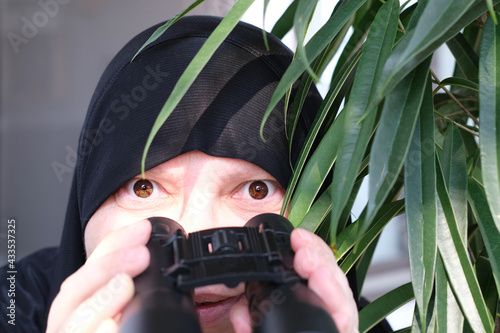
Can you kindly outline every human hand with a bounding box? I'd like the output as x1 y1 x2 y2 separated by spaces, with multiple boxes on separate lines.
231 228 359 333
46 220 152 333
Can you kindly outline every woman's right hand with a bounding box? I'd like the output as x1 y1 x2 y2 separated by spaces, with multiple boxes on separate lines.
46 220 152 333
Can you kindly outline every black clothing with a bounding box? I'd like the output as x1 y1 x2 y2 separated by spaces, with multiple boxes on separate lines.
0 16 323 332
1 248 57 332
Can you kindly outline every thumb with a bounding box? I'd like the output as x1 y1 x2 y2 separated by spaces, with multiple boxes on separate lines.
230 302 252 333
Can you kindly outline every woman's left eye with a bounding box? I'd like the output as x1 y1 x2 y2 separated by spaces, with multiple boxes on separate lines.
133 179 154 198
241 180 275 200
124 178 160 199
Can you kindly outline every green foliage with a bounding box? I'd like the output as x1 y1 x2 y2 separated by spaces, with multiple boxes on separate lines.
139 0 500 331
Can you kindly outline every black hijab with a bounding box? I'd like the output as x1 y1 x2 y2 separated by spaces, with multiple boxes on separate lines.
47 15 322 318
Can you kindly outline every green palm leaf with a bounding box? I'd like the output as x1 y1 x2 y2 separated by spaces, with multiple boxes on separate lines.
468 176 500 293
446 33 479 80
435 157 494 332
435 254 463 331
367 59 430 225
281 48 360 217
330 0 400 244
479 15 500 239
131 0 207 62
376 0 499 104
404 76 437 332
359 282 414 333
259 0 369 139
140 0 255 174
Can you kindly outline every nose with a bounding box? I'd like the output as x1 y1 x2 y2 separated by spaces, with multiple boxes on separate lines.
177 190 212 233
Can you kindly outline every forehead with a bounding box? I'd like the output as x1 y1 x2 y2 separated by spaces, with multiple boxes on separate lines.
142 151 278 184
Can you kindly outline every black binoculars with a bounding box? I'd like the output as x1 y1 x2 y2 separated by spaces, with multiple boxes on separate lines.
119 213 338 333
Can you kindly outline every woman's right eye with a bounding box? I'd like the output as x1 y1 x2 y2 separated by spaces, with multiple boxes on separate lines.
123 178 161 199
133 179 154 198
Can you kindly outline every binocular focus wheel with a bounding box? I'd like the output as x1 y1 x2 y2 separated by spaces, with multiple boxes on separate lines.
147 216 187 238
244 213 294 233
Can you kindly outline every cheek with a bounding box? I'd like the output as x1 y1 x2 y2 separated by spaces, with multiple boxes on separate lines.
83 199 137 257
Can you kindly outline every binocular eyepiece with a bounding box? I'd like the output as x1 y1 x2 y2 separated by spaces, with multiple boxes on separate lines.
119 213 338 333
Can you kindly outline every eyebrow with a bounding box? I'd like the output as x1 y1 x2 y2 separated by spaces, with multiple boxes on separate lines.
140 158 278 185
142 166 185 184
212 161 277 184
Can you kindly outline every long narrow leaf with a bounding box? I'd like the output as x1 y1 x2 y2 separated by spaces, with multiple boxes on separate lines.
446 33 479 81
412 295 437 333
359 282 414 333
338 200 404 272
297 169 366 234
287 107 347 223
475 255 500 318
437 149 467 331
332 0 381 80
330 0 400 244
468 176 500 293
479 15 500 236
432 77 479 94
435 253 464 332
131 0 207 62
377 0 500 105
435 157 494 332
285 21 352 162
261 0 271 50
281 49 361 216
141 0 255 174
485 0 498 24
260 0 369 138
270 0 299 39
440 124 468 242
404 75 436 332
295 183 333 233
294 0 320 81
367 59 430 223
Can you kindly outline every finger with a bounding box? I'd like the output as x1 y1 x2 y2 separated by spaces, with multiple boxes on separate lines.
308 266 358 333
230 302 252 333
87 219 152 261
47 245 149 331
291 228 337 278
291 228 358 333
292 228 354 305
61 273 134 333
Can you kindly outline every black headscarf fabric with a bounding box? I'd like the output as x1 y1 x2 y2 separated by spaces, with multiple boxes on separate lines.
47 15 322 323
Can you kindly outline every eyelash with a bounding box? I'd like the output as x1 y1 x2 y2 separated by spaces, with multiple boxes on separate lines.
238 180 277 200
121 178 279 202
124 178 162 200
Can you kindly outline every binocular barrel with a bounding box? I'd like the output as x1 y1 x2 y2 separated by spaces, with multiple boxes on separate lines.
119 214 338 333
119 217 203 332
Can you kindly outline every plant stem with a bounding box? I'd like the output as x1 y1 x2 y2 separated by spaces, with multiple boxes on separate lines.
430 70 480 126
434 110 479 136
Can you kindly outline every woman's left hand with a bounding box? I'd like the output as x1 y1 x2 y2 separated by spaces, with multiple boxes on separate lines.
231 228 359 333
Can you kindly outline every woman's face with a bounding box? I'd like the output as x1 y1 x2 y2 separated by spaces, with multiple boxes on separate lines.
84 150 285 332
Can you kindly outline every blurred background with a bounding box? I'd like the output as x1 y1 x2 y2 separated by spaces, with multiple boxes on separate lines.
0 0 427 328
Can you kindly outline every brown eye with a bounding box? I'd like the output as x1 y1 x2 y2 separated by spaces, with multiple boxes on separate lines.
133 179 154 198
248 181 268 199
